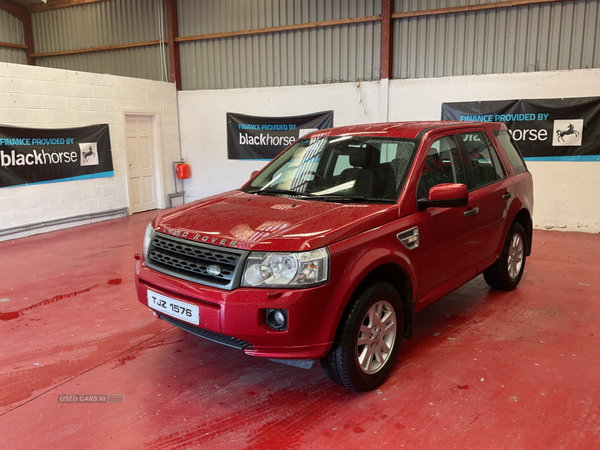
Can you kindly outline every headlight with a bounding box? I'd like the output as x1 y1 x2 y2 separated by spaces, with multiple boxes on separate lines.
142 223 154 260
242 248 329 288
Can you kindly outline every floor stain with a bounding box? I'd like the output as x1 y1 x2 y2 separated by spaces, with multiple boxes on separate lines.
0 279 123 321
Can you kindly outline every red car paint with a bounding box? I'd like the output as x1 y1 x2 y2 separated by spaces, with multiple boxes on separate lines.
135 121 533 365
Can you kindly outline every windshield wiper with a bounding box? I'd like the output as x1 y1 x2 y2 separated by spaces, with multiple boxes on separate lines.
247 188 314 197
312 195 395 203
248 189 393 203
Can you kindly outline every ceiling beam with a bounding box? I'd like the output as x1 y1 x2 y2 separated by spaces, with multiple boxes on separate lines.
27 0 109 13
176 16 382 43
30 39 166 58
0 0 27 21
0 41 27 50
391 0 566 19
0 0 36 65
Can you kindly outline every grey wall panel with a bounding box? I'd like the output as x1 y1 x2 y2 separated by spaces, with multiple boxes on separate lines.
0 47 27 65
392 0 600 79
31 0 169 81
178 0 381 35
5 0 597 87
32 0 167 52
179 0 381 90
0 9 24 43
36 46 168 82
0 9 27 65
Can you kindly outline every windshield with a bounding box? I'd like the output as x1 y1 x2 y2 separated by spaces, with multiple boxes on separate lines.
242 136 418 203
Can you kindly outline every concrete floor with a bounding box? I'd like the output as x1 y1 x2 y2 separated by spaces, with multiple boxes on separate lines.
0 211 599 450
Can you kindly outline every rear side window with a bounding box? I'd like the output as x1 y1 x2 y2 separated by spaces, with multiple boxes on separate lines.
460 131 504 188
493 130 527 175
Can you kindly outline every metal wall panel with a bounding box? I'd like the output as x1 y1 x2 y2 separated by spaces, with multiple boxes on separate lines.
178 0 382 90
5 0 598 87
0 10 27 65
392 0 600 79
32 0 170 82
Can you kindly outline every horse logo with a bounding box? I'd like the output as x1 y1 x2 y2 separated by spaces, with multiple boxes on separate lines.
552 120 583 147
82 145 96 162
79 142 99 166
556 123 580 142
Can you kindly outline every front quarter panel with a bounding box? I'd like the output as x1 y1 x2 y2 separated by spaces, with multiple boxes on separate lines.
326 214 421 313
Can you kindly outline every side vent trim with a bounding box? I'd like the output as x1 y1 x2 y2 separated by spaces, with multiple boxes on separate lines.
397 226 419 250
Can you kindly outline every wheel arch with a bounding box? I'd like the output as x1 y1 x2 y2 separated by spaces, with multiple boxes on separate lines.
340 262 415 340
513 208 533 256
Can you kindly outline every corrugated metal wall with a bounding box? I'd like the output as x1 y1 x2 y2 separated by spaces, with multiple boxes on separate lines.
32 0 170 82
2 0 599 87
393 0 600 79
0 10 27 65
178 0 382 90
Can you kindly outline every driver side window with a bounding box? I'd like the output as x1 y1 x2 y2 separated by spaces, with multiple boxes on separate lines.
419 136 466 198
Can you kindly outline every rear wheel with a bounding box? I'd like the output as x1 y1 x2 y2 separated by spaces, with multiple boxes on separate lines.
320 282 403 391
484 222 526 291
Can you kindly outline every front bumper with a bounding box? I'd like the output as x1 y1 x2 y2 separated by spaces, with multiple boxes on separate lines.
135 259 342 360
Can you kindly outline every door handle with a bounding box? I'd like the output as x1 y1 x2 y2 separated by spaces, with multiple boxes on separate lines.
502 192 513 201
463 207 479 218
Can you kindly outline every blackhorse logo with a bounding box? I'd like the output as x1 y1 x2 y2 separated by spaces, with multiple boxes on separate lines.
83 145 96 162
79 142 99 166
556 124 579 142
552 119 583 147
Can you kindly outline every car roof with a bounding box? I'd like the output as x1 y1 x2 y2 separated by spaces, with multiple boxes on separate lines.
308 121 504 139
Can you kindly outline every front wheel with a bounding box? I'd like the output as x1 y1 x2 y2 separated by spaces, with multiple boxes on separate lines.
484 222 526 291
320 282 403 391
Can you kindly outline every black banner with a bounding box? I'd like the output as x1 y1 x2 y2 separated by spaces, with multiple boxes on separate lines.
0 124 113 188
441 97 600 160
227 111 334 159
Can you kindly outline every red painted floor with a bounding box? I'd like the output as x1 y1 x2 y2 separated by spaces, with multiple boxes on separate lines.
0 211 599 450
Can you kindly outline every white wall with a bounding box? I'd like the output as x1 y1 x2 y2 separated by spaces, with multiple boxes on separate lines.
179 68 600 233
0 62 181 240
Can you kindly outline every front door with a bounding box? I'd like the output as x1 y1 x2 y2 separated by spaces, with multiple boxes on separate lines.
415 133 479 307
125 115 158 213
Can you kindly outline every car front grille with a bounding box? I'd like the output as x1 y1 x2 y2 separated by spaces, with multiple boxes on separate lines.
146 232 248 290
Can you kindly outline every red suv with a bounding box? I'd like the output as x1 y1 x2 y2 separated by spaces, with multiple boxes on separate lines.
135 121 533 391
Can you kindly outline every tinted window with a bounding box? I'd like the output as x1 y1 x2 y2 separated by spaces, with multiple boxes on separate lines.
493 130 527 175
460 131 504 188
419 135 466 198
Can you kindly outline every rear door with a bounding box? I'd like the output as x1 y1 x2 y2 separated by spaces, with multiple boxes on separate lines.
455 130 512 272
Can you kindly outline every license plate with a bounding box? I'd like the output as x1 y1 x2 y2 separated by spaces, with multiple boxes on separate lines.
147 290 200 325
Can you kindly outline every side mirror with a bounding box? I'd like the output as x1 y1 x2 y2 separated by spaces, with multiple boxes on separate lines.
250 170 260 180
418 183 468 210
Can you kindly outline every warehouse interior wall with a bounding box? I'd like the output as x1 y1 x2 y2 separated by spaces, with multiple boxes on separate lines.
177 80 382 200
0 62 181 240
178 67 600 233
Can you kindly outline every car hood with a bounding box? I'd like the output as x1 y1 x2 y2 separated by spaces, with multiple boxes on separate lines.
153 190 398 252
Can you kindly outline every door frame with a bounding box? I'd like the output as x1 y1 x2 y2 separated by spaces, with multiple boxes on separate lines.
121 109 166 213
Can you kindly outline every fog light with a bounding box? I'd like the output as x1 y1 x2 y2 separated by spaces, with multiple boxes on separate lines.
266 309 288 331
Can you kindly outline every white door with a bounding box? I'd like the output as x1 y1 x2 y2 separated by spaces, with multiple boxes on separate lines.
125 115 158 213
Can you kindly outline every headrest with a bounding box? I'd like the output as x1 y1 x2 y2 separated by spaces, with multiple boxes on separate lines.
349 145 373 168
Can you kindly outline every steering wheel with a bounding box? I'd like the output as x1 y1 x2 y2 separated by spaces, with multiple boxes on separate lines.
308 171 327 182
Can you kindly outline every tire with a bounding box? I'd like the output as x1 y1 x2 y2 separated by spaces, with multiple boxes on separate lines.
320 282 403 391
483 222 526 291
